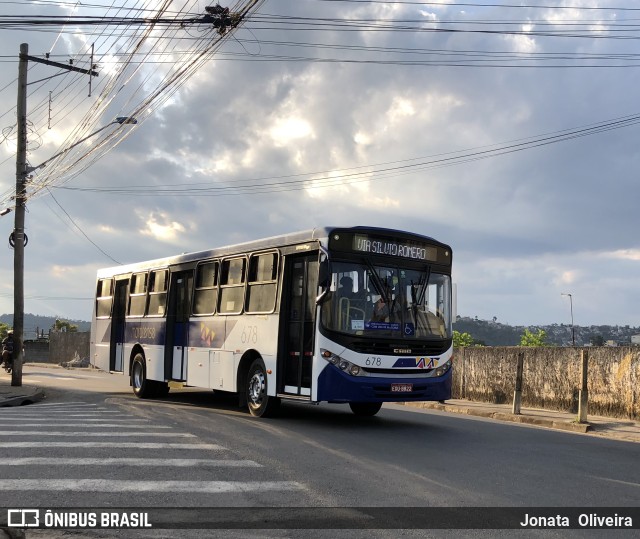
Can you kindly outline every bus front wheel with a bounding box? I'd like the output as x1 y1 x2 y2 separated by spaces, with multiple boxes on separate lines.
246 359 280 417
131 353 154 399
349 402 382 416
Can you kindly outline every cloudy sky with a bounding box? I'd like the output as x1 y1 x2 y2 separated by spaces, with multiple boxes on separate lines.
0 0 639 332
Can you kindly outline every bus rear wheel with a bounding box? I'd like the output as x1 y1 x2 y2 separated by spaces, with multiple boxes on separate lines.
349 402 382 416
131 353 154 399
246 359 280 417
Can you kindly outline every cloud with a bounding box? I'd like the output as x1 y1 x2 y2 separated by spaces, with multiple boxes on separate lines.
0 0 639 328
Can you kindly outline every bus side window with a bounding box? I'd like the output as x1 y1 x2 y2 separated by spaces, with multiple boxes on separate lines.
96 278 113 318
128 272 147 317
147 269 168 316
193 261 218 315
218 257 246 314
246 252 278 313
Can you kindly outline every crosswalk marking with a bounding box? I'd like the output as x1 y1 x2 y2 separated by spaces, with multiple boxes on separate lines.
0 419 151 423
0 412 125 416
0 479 304 493
0 423 167 428
0 442 224 449
0 399 307 502
0 431 194 437
1 458 262 467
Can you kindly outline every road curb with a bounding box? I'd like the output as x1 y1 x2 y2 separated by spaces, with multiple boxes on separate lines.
0 387 45 407
400 401 591 433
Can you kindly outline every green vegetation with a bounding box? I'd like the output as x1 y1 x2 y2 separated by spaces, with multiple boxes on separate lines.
519 328 549 347
52 319 78 333
0 321 11 341
453 316 639 346
453 330 475 347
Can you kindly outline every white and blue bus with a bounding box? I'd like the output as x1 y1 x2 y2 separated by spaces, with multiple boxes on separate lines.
90 226 453 417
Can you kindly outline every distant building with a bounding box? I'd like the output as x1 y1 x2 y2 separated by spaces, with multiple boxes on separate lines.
631 335 640 345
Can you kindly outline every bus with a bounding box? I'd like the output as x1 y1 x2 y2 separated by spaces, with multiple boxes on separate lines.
90 226 454 417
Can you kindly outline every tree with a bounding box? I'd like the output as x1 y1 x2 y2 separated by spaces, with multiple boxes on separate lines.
453 330 475 347
520 328 549 347
0 322 11 341
52 319 78 333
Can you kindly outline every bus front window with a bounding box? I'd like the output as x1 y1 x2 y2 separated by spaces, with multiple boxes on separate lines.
320 261 452 339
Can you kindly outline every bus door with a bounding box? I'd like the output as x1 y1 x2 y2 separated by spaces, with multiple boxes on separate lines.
110 279 128 372
165 270 193 381
279 253 318 397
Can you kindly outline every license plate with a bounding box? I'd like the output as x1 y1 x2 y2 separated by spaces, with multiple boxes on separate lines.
391 383 413 393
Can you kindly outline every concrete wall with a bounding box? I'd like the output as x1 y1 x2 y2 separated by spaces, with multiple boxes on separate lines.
24 332 90 365
50 331 90 364
24 340 50 363
453 347 640 420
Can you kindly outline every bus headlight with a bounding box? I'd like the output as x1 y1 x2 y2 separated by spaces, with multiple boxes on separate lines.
434 360 452 377
320 349 362 377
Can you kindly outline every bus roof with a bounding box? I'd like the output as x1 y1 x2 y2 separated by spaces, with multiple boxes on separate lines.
96 225 449 277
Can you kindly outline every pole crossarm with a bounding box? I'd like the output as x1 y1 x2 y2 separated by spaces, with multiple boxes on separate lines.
24 54 98 77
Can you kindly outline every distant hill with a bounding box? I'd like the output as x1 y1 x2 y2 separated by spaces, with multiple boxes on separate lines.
0 313 90 339
1 312 638 346
453 316 640 346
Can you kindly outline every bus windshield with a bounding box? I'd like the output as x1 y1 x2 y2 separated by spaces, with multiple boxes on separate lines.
321 260 452 340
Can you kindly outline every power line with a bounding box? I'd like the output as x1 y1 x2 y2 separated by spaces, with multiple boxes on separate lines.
45 187 121 264
52 110 640 198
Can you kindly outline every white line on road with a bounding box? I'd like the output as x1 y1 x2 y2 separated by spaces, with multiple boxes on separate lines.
0 418 149 423
0 442 224 449
0 458 262 467
0 423 166 428
0 431 195 437
26 402 98 407
0 479 304 493
0 413 128 417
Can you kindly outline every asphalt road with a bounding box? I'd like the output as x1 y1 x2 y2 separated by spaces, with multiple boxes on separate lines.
1 366 638 538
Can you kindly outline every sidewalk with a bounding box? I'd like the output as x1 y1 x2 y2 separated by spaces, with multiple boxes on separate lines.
2 368 640 443
398 400 640 443
0 371 45 407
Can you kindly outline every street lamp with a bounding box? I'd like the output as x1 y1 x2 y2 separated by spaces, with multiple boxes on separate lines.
6 114 137 386
561 293 575 346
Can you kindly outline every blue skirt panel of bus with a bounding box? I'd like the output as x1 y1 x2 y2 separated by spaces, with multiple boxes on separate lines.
316 364 452 403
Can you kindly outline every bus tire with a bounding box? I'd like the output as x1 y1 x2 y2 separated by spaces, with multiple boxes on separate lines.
246 358 280 417
131 353 154 399
349 402 382 416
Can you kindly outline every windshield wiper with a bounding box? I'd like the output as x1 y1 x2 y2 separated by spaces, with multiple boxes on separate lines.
363 258 392 304
417 265 431 305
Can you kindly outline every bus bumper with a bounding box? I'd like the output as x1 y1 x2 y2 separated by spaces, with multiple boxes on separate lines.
316 364 452 403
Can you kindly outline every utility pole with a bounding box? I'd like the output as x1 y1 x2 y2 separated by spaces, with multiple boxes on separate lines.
10 43 98 386
11 43 28 386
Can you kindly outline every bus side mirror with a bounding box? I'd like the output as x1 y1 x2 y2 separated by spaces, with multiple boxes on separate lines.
318 258 330 288
316 258 330 304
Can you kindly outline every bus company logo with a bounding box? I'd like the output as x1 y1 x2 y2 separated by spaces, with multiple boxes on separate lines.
392 357 438 369
393 348 412 354
295 244 311 251
8 509 40 527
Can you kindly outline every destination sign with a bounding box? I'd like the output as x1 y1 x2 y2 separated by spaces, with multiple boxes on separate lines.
353 234 436 261
328 230 451 265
